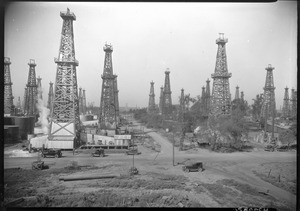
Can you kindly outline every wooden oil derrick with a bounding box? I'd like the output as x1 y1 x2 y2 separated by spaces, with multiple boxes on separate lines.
148 81 156 114
282 87 290 118
4 57 14 115
260 64 276 120
211 33 232 116
25 59 38 117
49 8 80 148
235 86 240 100
99 43 118 130
163 69 173 119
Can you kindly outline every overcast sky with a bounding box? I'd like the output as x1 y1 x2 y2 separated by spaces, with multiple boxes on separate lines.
4 1 297 109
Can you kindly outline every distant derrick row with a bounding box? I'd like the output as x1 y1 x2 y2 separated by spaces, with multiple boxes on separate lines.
211 33 232 116
98 43 119 130
260 64 276 120
4 57 14 115
49 8 80 142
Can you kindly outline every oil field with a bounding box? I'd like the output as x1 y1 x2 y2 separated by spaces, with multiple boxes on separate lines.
3 2 297 210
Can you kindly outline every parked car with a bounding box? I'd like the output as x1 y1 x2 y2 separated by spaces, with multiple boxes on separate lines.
276 145 289 152
91 148 105 157
182 161 203 173
41 148 62 158
125 148 141 155
75 145 104 154
264 144 276 152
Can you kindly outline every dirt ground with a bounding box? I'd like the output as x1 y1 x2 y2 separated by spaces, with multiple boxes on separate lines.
3 120 297 209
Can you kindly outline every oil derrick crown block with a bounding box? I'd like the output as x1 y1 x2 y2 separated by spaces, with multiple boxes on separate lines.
211 33 232 116
49 8 79 146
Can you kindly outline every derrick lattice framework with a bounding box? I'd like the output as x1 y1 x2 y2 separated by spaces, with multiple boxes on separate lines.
49 8 80 140
82 89 87 115
4 57 14 115
47 82 54 115
79 87 83 115
290 89 297 118
260 64 276 120
282 87 290 118
99 43 118 130
25 59 38 117
114 76 120 124
163 69 172 119
211 33 232 116
159 86 164 115
148 81 156 113
235 86 239 100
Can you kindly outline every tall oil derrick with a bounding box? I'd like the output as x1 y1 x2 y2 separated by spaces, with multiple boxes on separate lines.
159 86 164 115
163 69 172 119
99 43 118 130
290 88 297 118
235 86 239 100
148 81 156 113
78 87 83 114
4 57 14 115
205 78 211 115
113 75 120 124
282 87 290 118
260 64 276 120
49 8 80 147
211 33 232 116
47 82 54 115
241 91 244 102
25 59 38 117
82 89 87 114
37 76 43 100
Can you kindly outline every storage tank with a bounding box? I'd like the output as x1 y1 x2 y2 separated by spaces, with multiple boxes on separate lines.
4 125 20 143
14 116 35 140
